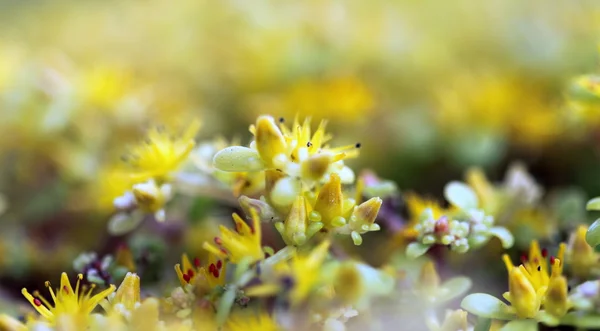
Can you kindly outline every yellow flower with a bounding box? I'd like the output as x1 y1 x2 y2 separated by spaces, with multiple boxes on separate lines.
203 209 264 264
253 76 375 123
21 272 116 324
274 174 381 246
94 168 134 210
309 173 382 245
213 115 359 185
225 310 280 331
465 167 498 214
433 70 562 147
332 261 394 307
174 252 226 291
123 119 201 183
80 65 134 111
501 241 567 318
246 240 331 306
0 314 26 331
403 192 448 238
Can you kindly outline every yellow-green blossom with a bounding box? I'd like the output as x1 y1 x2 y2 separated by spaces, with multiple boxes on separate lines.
246 240 331 306
22 273 116 324
501 241 568 318
213 115 359 188
123 120 201 183
225 310 280 331
203 209 265 264
174 252 226 293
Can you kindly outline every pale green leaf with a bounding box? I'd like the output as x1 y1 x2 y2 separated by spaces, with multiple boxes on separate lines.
108 211 144 235
561 312 600 328
437 276 472 304
489 226 514 249
406 242 432 259
474 317 492 331
586 219 600 248
535 311 559 326
444 181 478 210
460 293 515 320
587 197 600 211
500 320 538 331
213 146 265 172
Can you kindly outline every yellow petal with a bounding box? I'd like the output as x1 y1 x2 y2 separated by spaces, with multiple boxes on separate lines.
113 272 141 310
301 153 332 182
255 116 287 167
313 173 343 225
544 275 568 318
508 267 539 318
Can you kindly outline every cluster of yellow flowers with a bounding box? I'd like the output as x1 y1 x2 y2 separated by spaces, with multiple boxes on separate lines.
5 111 600 331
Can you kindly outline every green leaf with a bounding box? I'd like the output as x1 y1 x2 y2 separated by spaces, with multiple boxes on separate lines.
460 293 515 320
474 317 492 331
406 242 432 259
587 197 600 211
561 312 600 328
586 219 600 247
500 320 538 331
535 311 559 326
216 286 237 326
444 181 478 210
437 276 472 304
489 227 514 249
108 212 145 235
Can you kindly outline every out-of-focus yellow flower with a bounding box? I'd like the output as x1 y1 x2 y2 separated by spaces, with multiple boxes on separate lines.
203 209 264 264
0 314 26 331
252 76 375 123
434 71 562 147
566 225 600 280
501 241 567 318
93 168 134 210
79 65 134 111
403 193 448 240
566 75 600 127
225 310 280 331
128 298 162 331
174 252 226 291
123 119 201 183
465 168 498 214
21 273 116 324
246 240 331 306
333 261 394 308
427 309 470 331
